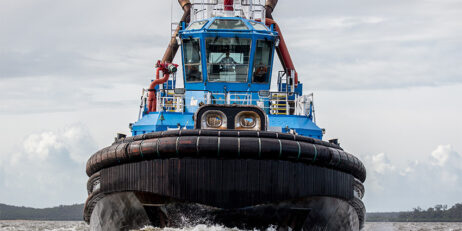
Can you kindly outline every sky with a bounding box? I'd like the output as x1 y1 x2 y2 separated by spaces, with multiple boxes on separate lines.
0 0 461 212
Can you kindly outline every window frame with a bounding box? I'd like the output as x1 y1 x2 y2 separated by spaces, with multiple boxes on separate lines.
205 37 253 83
182 38 204 83
249 21 269 31
208 19 250 30
251 39 274 83
186 20 208 30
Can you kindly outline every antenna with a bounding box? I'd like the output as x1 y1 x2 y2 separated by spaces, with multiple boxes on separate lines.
170 0 174 64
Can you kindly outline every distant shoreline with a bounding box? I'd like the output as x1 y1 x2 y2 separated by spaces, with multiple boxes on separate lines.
0 203 84 221
366 203 462 222
1 202 461 222
366 220 462 223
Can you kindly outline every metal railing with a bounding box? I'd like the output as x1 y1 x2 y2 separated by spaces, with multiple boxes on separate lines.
190 0 266 21
157 90 184 113
270 92 290 115
141 90 314 118
227 92 252 105
206 92 227 104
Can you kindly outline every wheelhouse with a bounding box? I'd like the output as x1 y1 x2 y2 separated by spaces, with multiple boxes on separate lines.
131 14 322 140
180 17 277 92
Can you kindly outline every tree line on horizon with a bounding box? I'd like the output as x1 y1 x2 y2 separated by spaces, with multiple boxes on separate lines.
1 202 461 222
367 203 462 222
0 203 83 221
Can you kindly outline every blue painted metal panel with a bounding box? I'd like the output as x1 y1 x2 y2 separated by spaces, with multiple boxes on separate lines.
267 115 323 139
184 90 207 113
132 17 323 141
295 83 303 96
132 112 195 136
180 17 277 93
133 112 322 139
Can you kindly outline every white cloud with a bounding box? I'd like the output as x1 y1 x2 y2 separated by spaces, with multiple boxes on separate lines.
23 132 61 161
0 124 97 208
430 144 460 167
61 125 99 164
370 153 395 174
0 0 461 212
360 153 396 193
362 145 462 212
276 0 462 90
1 0 461 115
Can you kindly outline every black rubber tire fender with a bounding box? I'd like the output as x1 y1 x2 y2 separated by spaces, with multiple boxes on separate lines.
86 131 366 182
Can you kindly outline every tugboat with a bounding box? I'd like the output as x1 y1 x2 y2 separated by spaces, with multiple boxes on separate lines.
84 0 366 230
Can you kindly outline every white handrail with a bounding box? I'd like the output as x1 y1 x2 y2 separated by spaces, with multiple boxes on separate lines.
190 0 266 21
147 90 313 117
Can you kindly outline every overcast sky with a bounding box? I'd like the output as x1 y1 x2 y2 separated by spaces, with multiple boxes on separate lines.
0 0 461 212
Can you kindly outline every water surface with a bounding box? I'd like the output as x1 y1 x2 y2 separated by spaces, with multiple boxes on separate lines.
1 221 462 231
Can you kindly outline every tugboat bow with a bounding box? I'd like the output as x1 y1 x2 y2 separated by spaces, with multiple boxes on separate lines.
84 1 366 230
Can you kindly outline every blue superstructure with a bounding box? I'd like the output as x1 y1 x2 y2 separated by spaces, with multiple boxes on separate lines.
84 2 367 230
131 16 323 139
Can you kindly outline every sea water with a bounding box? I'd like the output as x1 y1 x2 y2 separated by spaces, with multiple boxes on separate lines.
0 221 462 231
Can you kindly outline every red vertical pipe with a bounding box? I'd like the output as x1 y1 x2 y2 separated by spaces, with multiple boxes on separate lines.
147 67 170 112
265 0 278 19
265 18 298 87
224 0 234 11
162 0 191 63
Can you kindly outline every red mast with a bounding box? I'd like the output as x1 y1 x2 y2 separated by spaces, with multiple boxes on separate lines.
224 0 234 11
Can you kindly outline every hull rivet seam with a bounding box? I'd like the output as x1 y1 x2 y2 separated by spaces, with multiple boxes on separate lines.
156 138 160 157
258 138 262 158
238 137 241 157
296 141 301 160
196 136 200 155
312 144 317 162
336 150 341 167
140 140 144 158
217 137 221 157
278 139 282 157
175 137 180 155
115 143 122 163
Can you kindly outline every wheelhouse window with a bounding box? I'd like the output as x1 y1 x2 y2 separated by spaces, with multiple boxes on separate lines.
187 20 207 30
249 21 269 31
209 19 249 30
183 38 202 82
205 37 251 82
252 40 273 83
